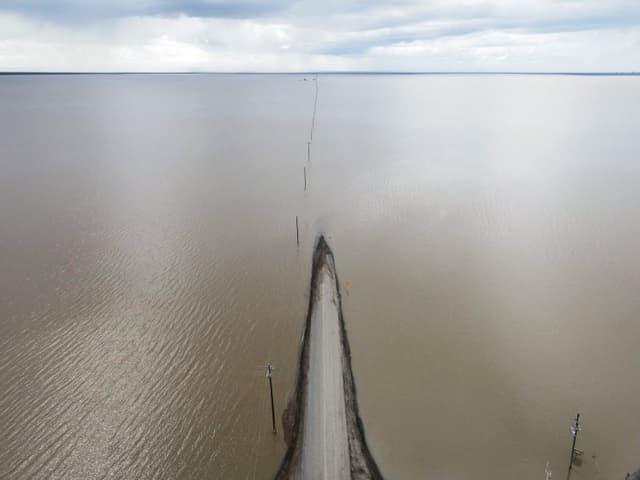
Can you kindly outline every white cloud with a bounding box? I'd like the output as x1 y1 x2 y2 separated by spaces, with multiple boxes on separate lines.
0 1 639 71
366 28 640 72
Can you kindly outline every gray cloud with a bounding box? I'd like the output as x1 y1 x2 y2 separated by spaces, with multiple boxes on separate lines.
3 0 640 31
0 0 639 71
0 0 291 21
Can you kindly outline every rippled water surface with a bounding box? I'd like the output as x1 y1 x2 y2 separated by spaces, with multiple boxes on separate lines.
1 74 639 479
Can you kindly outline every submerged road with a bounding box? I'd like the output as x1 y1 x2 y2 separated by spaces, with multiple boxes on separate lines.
275 237 383 480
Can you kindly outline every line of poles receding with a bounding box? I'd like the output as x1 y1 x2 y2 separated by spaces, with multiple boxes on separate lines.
266 75 318 439
296 74 318 250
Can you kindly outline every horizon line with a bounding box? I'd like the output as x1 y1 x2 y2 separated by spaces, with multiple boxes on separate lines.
0 71 639 76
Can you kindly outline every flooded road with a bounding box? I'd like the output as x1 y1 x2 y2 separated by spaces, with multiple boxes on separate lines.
1 74 639 479
275 237 382 480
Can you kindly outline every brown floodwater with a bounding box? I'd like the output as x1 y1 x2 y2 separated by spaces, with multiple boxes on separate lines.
1 74 639 480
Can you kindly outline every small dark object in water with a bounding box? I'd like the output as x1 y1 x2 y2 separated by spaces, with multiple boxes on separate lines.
626 468 640 480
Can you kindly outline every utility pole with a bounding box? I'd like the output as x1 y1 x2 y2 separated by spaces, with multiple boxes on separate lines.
566 413 581 480
266 363 277 434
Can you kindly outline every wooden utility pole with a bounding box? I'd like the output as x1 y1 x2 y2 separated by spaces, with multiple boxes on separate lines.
266 363 276 434
295 216 299 247
566 413 581 480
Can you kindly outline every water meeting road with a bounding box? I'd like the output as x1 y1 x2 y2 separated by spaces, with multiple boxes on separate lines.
295 255 351 479
275 237 383 480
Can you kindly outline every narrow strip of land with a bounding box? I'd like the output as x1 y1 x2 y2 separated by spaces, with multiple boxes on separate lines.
295 256 350 479
275 237 383 480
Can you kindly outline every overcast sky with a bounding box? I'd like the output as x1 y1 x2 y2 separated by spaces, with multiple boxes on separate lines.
1 0 639 72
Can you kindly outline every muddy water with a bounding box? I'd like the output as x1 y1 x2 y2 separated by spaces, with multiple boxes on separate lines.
1 74 639 479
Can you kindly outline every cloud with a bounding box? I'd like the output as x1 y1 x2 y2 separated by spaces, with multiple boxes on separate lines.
0 0 291 21
0 0 639 71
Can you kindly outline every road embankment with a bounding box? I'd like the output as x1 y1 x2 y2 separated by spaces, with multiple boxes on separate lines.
274 236 383 480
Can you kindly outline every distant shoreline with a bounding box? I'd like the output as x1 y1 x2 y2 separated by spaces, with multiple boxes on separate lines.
0 71 639 76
